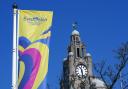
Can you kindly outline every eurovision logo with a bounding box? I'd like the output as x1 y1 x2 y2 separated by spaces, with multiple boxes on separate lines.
24 16 47 25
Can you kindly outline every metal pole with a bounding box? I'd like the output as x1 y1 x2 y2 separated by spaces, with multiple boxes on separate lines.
12 3 18 89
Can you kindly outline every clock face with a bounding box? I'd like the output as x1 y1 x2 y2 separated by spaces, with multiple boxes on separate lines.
75 64 88 78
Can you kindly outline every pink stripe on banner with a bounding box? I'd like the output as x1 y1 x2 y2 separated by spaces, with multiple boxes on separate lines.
23 48 41 89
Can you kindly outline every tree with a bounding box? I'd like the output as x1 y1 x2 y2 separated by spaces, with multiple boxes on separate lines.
94 42 128 89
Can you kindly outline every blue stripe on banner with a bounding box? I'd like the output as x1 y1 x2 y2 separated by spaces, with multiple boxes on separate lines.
19 37 49 49
19 37 31 48
18 55 33 89
42 29 51 35
33 38 49 45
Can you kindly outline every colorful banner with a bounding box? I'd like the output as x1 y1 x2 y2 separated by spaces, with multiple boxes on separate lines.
18 10 53 89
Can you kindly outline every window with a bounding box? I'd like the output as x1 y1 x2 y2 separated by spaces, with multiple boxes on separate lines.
77 48 80 57
76 36 79 41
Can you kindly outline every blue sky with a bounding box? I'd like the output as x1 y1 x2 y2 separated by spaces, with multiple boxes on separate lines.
0 0 128 89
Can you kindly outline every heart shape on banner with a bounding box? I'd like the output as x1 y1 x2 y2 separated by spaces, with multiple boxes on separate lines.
18 36 49 89
18 48 41 89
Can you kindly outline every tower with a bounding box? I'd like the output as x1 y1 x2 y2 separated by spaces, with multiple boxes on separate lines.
60 23 93 89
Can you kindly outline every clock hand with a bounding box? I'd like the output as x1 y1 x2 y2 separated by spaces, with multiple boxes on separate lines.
80 67 83 76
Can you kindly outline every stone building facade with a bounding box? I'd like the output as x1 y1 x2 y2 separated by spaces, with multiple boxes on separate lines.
60 23 106 89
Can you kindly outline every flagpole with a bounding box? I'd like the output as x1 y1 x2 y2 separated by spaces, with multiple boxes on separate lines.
12 3 18 89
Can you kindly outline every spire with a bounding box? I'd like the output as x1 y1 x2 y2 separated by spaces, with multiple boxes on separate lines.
72 22 78 30
72 22 80 35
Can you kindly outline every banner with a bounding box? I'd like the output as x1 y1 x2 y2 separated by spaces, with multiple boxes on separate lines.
18 10 53 89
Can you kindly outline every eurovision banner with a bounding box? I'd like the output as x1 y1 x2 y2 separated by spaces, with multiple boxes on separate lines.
18 10 53 89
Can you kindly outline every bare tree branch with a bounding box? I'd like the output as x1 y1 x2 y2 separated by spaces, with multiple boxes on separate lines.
94 42 128 89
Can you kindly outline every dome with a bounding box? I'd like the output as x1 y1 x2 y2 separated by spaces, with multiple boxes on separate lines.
63 58 67 61
86 53 91 57
72 30 79 35
69 52 74 56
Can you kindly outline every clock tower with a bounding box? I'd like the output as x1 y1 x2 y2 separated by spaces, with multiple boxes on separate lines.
60 23 93 89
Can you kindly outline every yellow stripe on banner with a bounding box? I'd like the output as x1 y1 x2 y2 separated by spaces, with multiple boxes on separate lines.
31 31 51 42
18 61 25 86
26 42 49 89
38 31 51 40
18 45 25 52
